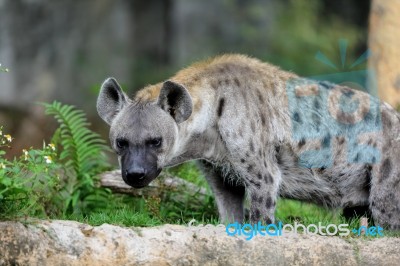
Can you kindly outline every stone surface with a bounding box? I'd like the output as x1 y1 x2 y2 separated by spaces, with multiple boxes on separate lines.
0 220 399 265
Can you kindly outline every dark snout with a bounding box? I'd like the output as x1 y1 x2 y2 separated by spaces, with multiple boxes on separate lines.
123 166 162 188
121 148 162 188
125 165 146 181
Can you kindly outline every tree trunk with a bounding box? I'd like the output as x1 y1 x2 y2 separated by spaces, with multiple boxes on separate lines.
369 0 400 108
99 170 208 203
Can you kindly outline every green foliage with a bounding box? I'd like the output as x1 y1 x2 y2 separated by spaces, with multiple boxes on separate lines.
265 0 365 76
276 198 342 226
0 127 61 218
167 161 208 189
0 101 114 220
160 186 217 224
161 162 217 223
43 101 112 214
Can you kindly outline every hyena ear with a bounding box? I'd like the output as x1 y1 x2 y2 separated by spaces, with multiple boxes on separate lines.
97 78 128 125
157 81 193 123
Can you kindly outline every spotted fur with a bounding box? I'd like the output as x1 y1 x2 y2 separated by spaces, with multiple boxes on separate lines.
98 54 400 229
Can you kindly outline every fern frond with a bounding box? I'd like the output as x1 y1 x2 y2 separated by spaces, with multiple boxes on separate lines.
43 101 111 177
43 101 112 214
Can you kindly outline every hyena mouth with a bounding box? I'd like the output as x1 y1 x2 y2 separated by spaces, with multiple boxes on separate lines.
122 168 162 189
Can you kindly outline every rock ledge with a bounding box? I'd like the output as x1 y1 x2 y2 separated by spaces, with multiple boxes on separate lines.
0 220 399 265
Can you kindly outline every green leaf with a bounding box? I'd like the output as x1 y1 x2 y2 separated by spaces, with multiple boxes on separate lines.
43 101 112 215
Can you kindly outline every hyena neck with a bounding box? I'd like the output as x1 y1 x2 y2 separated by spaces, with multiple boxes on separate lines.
167 97 227 166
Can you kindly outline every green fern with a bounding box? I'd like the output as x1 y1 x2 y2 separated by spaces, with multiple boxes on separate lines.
43 101 112 214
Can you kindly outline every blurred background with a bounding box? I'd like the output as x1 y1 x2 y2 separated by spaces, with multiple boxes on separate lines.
0 0 372 158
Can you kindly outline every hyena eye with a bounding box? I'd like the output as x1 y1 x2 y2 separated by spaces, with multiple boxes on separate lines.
116 138 129 149
147 138 162 148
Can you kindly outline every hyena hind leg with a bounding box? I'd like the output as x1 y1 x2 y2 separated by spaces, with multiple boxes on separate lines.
370 159 400 231
198 161 245 223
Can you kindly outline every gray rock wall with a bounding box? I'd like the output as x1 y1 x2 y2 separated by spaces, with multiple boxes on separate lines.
0 220 399 265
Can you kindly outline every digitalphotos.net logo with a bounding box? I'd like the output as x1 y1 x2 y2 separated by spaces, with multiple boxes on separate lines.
225 221 384 241
286 39 382 168
187 220 384 241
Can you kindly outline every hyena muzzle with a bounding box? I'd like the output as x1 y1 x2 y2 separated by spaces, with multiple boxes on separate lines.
97 54 400 230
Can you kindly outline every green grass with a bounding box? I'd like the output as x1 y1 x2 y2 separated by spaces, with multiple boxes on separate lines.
64 207 162 227
58 192 219 228
47 162 400 238
55 162 219 227
276 199 342 225
166 161 209 189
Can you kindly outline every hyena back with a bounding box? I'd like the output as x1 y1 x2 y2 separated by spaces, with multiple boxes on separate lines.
97 54 400 229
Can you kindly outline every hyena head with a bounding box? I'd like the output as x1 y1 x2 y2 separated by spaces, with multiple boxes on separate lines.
97 78 192 188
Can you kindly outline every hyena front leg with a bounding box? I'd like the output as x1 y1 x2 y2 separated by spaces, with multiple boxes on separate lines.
238 157 281 225
198 161 246 223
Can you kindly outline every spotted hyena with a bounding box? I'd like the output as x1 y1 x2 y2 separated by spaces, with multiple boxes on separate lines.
97 54 400 229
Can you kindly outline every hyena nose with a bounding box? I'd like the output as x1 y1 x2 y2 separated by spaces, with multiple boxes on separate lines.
125 168 146 180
